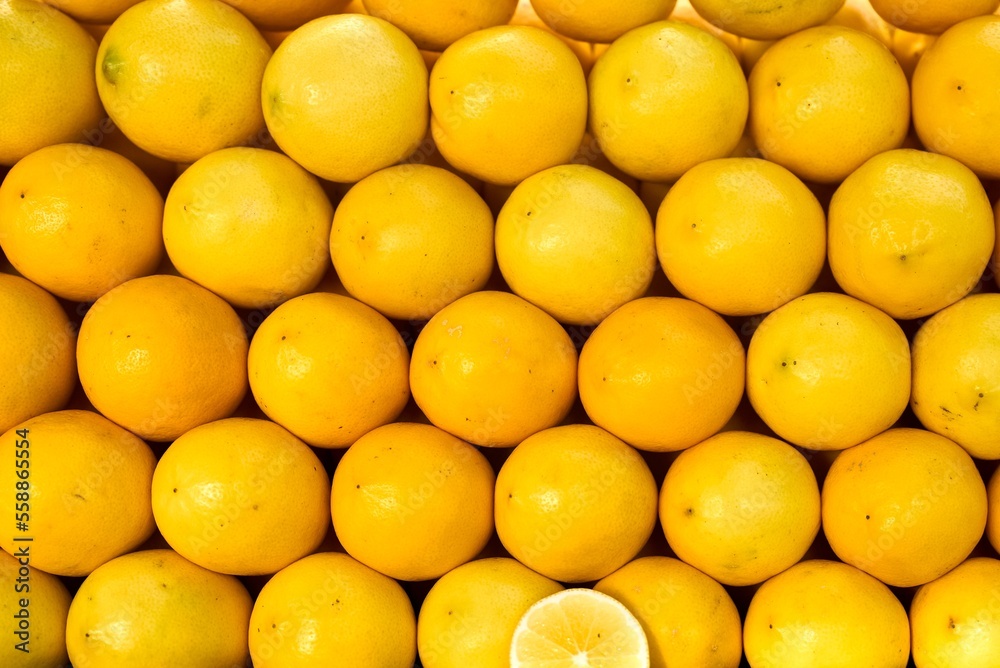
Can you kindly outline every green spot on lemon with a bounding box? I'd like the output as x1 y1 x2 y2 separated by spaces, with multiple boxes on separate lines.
101 48 124 85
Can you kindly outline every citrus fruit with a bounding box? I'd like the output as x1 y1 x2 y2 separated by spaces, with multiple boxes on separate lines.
66 549 252 667
655 157 825 316
330 164 494 321
822 428 987 588
589 20 747 182
913 16 1000 178
247 292 410 448
43 0 142 24
828 149 994 320
0 143 164 302
510 588 650 668
689 0 845 39
508 0 596 74
409 291 577 447
249 552 416 667
96 0 272 162
152 417 330 576
528 0 676 43
495 164 656 325
163 146 333 309
578 297 745 452
220 0 351 30
594 556 742 668
911 557 1000 668
0 545 71 667
263 14 427 182
911 294 1000 459
429 25 587 185
417 557 563 668
659 431 820 586
363 0 517 50
76 274 249 441
0 410 155 577
331 422 494 581
749 25 909 183
0 0 103 166
743 559 910 668
495 424 658 583
0 273 77 435
746 292 910 450
871 0 1000 33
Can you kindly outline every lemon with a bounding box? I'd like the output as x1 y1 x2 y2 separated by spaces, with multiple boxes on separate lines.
871 0 1000 33
220 0 351 30
363 0 518 50
689 0 845 39
0 547 71 667
528 0 677 43
44 0 142 24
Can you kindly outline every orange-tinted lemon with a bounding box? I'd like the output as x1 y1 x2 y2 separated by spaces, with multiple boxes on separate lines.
871 0 1000 33
690 0 845 39
220 0 351 30
528 0 676 43
363 0 518 50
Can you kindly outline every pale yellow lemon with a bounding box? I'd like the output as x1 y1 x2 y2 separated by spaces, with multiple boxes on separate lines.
248 292 410 448
871 0 1000 33
330 164 494 321
0 549 71 667
528 0 676 43
750 26 909 183
220 0 351 30
417 558 563 668
96 0 272 162
429 25 587 185
743 560 910 668
0 274 77 434
0 0 103 165
67 549 251 666
589 21 747 182
164 147 333 309
495 164 655 325
822 428 987 588
656 157 825 316
263 14 427 182
595 556 743 668
409 291 577 447
689 0 845 39
911 294 1000 459
578 297 745 451
363 0 517 50
249 552 416 667
746 292 910 450
495 424 657 583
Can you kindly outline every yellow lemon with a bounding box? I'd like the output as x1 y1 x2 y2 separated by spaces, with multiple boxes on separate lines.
892 28 936 80
417 558 563 668
163 147 333 309
363 0 517 50
220 0 351 30
746 292 910 450
743 559 910 668
510 588 650 668
912 16 1000 178
152 417 330 576
0 549 71 667
248 292 409 447
509 0 598 74
750 26 909 183
911 557 1000 668
409 290 577 447
595 556 743 668
96 0 272 163
66 549 252 667
0 410 155 577
911 294 1000 459
578 297 745 452
822 428 987 588
0 143 163 302
76 274 249 441
249 552 416 667
589 21 747 182
528 0 676 43
495 424 657 583
829 149 994 320
263 14 427 182
659 431 820 586
0 274 77 434
331 422 494 581
0 0 103 166
44 0 141 24
871 0 1000 33
429 25 587 185
655 157 825 316
330 164 494 321
495 164 655 325
689 0 845 39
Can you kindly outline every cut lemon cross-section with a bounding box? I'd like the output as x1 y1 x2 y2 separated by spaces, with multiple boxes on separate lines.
510 588 650 668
